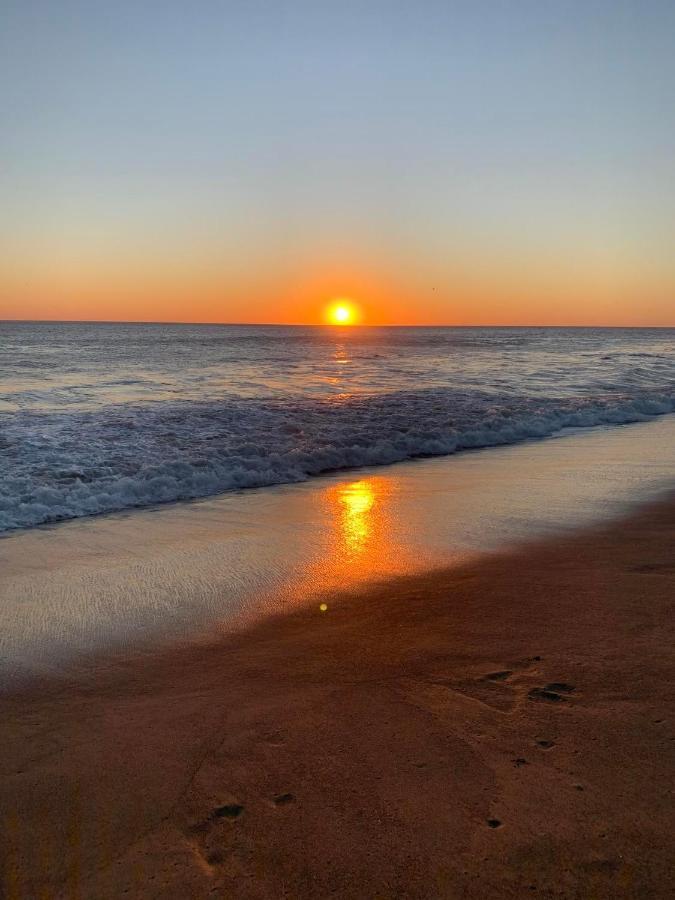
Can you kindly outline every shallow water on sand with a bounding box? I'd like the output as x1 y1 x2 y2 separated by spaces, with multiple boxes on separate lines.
1 414 674 681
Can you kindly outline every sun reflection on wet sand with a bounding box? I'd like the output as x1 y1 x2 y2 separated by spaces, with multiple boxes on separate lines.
337 480 376 553
3 416 675 674
317 475 411 588
267 474 414 617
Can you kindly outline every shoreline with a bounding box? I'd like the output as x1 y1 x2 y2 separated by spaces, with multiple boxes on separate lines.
2 414 675 683
0 411 671 544
1 495 674 897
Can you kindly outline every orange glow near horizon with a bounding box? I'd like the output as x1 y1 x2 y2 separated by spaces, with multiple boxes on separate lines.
2 255 674 326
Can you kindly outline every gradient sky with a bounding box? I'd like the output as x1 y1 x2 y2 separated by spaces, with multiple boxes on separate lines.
1 0 674 325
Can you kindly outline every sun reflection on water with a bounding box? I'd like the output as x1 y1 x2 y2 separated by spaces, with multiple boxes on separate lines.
333 345 351 365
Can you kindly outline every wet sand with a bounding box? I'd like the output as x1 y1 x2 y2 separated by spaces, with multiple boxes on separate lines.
1 496 674 898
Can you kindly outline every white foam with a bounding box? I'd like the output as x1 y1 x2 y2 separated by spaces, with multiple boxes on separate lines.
1 388 673 532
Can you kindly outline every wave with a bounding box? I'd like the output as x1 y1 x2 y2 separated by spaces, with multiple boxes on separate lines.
1 387 673 533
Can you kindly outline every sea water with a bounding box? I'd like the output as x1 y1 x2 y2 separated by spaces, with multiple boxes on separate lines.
1 321 674 533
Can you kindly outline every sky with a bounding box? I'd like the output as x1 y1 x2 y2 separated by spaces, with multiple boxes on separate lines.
1 0 674 326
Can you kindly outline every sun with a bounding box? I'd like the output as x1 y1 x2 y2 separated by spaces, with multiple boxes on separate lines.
326 300 360 325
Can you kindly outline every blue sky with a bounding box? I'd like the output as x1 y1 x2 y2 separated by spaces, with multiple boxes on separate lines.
1 1 674 323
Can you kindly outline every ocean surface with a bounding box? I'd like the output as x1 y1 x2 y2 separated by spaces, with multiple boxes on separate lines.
1 321 674 533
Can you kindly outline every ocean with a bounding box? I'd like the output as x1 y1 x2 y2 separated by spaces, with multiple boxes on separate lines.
1 321 674 533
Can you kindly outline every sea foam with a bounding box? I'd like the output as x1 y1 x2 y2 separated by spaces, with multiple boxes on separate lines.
1 387 673 532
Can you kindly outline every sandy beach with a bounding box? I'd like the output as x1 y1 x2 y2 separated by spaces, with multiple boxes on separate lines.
1 493 673 899
4 0 675 894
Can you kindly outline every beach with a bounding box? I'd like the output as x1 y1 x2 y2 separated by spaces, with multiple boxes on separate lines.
1 323 674 898
1 490 674 898
4 1 675 893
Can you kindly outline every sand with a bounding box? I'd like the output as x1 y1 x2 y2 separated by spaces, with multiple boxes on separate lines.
1 497 674 899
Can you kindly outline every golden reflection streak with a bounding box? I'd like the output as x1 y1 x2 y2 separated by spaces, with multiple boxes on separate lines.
266 473 416 617
333 344 350 365
337 479 376 554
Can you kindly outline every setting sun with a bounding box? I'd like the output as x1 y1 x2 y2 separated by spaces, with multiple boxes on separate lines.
326 300 360 326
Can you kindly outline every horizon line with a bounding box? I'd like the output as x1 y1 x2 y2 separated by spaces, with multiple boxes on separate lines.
1 318 674 330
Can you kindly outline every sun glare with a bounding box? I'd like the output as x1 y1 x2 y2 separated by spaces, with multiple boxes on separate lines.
326 300 360 326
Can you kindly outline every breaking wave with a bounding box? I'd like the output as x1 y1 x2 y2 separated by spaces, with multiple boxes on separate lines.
1 387 673 532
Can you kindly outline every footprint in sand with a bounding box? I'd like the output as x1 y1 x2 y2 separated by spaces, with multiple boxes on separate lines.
430 657 549 713
484 670 512 682
545 682 575 693
187 801 245 835
529 688 565 702
411 656 547 716
184 801 246 876
213 803 244 820
528 683 575 703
